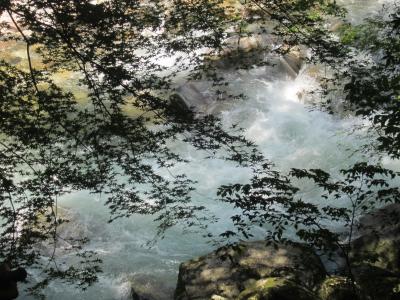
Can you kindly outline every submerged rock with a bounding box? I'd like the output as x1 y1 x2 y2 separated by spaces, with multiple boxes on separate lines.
34 206 89 257
129 274 174 300
174 241 325 299
131 289 149 300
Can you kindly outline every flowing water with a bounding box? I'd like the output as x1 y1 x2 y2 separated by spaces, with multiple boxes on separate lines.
18 1 397 299
337 0 396 24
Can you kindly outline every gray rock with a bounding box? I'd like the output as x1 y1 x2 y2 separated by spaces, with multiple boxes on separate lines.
171 81 231 115
280 50 305 78
351 204 400 274
174 83 212 113
129 274 174 300
357 203 400 237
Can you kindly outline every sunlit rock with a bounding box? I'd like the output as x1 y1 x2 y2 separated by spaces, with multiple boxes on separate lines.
281 49 305 79
174 241 325 299
210 295 228 300
318 276 360 300
238 277 318 300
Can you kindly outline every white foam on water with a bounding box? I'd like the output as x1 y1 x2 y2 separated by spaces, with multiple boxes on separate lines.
337 0 397 24
20 69 366 300
18 1 398 299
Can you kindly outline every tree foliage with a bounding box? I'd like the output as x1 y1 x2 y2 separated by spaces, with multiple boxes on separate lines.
0 0 399 297
218 0 400 285
0 0 262 295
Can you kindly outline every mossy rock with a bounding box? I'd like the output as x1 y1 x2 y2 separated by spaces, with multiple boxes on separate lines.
318 276 361 300
352 233 400 272
175 241 326 299
210 295 228 300
351 204 400 275
238 277 318 300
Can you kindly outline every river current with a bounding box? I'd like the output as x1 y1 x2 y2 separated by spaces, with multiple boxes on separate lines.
18 1 397 299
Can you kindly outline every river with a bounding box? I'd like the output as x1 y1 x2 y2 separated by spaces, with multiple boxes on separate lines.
18 1 396 299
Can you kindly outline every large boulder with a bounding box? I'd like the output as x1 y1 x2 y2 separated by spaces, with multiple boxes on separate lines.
209 44 305 79
351 264 400 300
318 276 361 300
174 241 325 299
238 277 318 300
171 83 213 114
170 81 234 115
347 204 400 300
351 204 400 274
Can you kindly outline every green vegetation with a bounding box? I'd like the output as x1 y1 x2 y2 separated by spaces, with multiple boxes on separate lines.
0 0 399 298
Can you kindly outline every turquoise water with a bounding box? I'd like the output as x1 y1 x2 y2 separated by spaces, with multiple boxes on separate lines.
18 1 397 299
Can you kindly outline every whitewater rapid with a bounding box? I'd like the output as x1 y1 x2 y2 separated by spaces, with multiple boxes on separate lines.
19 1 397 299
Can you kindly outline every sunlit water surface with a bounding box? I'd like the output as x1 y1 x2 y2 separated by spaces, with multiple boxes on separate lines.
19 1 398 299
